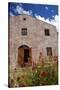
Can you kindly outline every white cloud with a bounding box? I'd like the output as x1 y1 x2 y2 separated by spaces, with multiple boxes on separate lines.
35 14 58 31
10 12 14 16
16 5 32 15
50 15 59 30
45 6 48 10
16 6 23 14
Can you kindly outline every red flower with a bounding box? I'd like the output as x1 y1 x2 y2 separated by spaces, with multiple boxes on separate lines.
21 75 24 79
40 71 48 77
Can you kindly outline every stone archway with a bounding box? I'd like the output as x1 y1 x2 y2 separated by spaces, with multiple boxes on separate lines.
18 45 32 67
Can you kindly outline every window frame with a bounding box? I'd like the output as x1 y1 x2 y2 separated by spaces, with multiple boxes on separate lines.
46 47 52 56
45 29 50 36
21 28 27 35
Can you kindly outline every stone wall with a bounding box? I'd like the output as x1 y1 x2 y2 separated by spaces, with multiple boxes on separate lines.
9 14 58 69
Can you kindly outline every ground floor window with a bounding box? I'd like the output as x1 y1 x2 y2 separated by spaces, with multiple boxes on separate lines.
46 47 52 56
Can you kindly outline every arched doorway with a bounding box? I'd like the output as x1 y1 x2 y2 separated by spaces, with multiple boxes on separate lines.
18 45 32 67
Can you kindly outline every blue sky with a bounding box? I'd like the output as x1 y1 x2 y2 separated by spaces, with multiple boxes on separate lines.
8 3 58 30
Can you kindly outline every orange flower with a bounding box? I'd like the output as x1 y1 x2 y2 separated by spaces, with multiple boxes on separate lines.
21 75 24 79
32 66 36 70
40 71 48 77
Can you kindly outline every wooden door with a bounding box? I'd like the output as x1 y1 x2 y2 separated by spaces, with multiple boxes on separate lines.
28 48 32 66
18 48 24 66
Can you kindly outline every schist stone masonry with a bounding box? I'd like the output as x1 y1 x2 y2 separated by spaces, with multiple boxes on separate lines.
9 14 58 70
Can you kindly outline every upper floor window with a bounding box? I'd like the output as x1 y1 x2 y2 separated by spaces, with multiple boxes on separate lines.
45 29 50 36
21 28 27 35
46 47 52 56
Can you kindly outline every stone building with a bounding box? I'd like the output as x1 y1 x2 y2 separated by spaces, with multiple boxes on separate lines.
9 14 58 69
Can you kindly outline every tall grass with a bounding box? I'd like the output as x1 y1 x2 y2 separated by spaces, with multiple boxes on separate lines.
8 56 58 87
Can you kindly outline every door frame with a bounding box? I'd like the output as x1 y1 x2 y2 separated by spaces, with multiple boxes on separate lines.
18 45 32 67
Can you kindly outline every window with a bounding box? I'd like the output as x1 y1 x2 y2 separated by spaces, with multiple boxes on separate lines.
21 28 27 35
45 29 50 36
23 18 26 21
46 47 52 56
